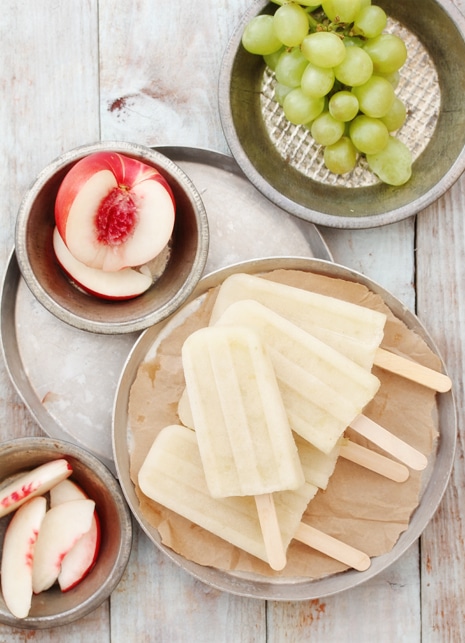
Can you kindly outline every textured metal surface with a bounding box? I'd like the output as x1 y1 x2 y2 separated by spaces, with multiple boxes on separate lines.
219 0 465 227
113 257 456 601
0 437 133 629
261 19 439 188
1 147 331 470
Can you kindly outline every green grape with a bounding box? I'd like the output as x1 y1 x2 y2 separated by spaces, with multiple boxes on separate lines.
352 75 395 118
353 5 387 39
349 115 389 154
324 136 357 174
274 82 293 106
273 3 309 47
359 0 372 8
366 135 412 185
328 91 359 122
301 63 335 98
264 46 285 71
275 47 309 88
271 0 320 6
283 88 325 124
380 96 407 131
321 0 361 23
363 34 408 74
301 31 346 68
333 45 373 86
378 70 400 88
242 15 282 56
311 111 345 145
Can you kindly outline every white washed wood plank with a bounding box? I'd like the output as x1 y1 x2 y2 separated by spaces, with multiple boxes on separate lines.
416 177 465 642
99 0 250 153
110 529 266 643
268 544 421 643
0 1 107 640
98 2 267 640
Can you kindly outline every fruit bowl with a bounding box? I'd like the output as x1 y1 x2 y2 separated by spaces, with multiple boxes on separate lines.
218 0 465 228
0 437 133 629
15 141 209 334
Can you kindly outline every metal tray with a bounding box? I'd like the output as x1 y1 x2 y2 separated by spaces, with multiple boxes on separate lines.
113 257 456 601
0 147 331 473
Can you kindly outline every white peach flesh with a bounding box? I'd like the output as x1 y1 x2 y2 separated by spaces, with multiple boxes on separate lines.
53 227 152 300
31 498 96 594
1 496 47 618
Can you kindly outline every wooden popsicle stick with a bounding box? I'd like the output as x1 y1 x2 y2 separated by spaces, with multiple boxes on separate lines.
374 347 452 393
295 522 371 572
340 440 410 483
350 415 428 471
254 493 287 571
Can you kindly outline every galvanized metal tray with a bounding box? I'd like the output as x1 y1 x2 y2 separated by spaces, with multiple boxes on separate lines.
0 146 331 474
113 256 456 601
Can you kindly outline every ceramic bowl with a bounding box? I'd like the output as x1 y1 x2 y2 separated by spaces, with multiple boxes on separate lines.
15 141 209 334
219 0 465 228
0 436 133 629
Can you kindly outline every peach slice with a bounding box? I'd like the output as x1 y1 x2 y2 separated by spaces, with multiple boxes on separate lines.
1 497 47 618
0 459 72 518
31 498 96 594
55 151 176 272
53 227 153 300
49 479 101 592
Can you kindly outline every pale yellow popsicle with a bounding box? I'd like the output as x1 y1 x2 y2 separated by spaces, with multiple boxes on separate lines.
181 325 304 498
210 273 387 369
138 424 370 571
209 273 452 393
214 300 380 454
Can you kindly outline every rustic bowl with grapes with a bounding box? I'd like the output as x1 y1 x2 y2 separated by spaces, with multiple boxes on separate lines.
15 141 209 334
0 436 133 629
219 0 465 228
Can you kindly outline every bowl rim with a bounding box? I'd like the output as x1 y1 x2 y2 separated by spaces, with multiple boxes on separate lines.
0 436 133 629
218 0 465 229
14 141 210 335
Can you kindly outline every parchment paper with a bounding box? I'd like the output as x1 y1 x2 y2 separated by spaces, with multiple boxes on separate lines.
127 269 440 579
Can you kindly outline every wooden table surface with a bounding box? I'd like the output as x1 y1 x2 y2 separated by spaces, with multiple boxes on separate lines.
1 1 464 641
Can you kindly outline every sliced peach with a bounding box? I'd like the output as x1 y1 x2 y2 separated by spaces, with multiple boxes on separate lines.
55 151 175 272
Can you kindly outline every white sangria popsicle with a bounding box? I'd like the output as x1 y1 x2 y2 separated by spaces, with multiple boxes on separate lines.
181 325 304 570
214 299 380 455
138 424 370 572
209 272 451 393
210 272 387 369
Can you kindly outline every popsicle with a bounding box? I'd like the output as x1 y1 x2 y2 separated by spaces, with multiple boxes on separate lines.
214 299 428 470
210 273 451 392
138 424 371 571
181 324 305 570
214 299 380 455
179 391 409 483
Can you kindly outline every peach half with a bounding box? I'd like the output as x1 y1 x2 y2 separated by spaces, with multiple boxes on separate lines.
55 151 176 273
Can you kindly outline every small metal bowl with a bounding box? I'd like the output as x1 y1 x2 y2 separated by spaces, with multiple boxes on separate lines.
219 0 465 228
15 141 209 334
0 436 133 629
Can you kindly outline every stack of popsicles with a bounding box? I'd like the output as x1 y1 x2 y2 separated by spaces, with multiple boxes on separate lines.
138 272 451 573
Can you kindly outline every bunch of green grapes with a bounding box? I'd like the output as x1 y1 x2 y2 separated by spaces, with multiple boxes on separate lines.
242 0 412 186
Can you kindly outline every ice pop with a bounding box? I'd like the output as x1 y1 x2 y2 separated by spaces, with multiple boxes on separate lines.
210 272 387 369
179 391 409 483
210 273 451 392
138 424 370 571
182 324 305 570
214 299 380 454
181 325 304 497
